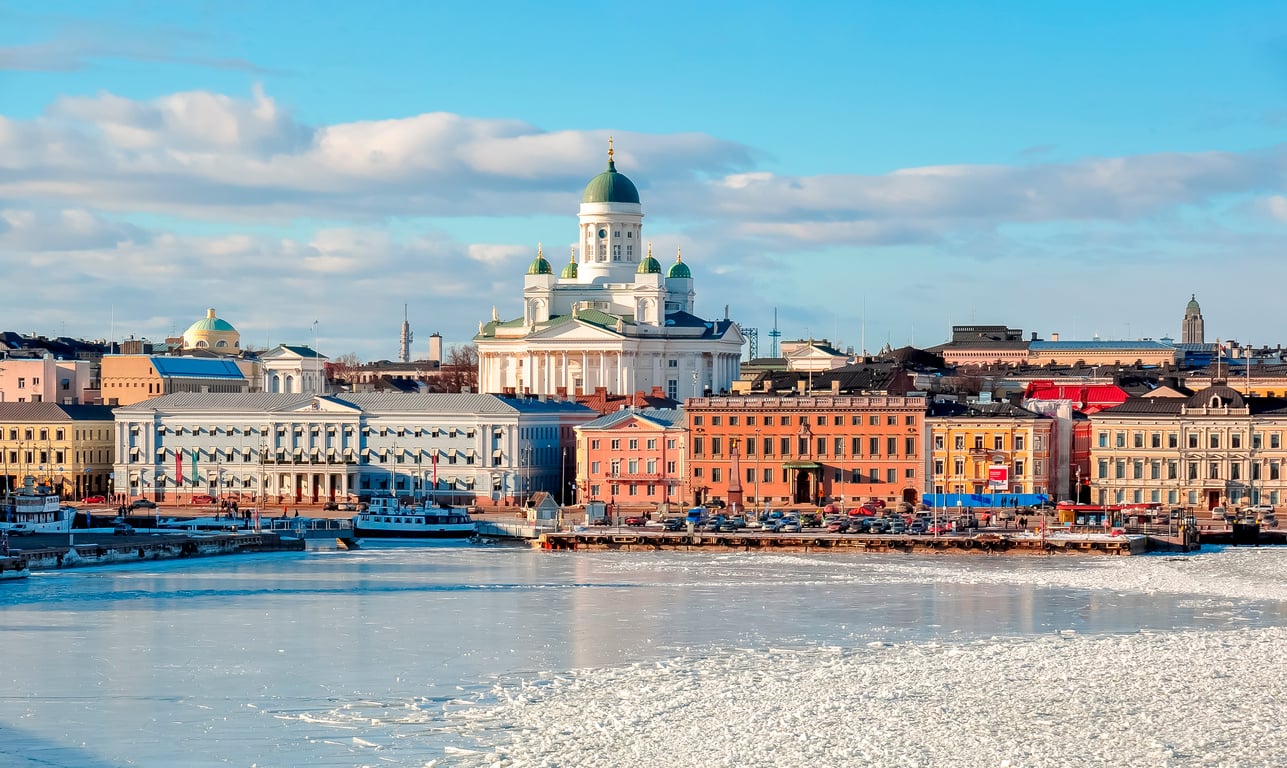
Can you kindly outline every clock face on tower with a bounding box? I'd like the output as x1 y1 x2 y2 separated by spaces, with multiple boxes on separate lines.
598 229 607 239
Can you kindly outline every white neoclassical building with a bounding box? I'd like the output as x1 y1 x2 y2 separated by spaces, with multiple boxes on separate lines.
112 392 595 506
475 142 744 401
260 345 329 395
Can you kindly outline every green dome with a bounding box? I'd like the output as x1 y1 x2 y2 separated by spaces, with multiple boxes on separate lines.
637 255 661 274
189 317 236 332
1185 294 1200 313
581 156 640 205
560 259 578 279
667 250 691 279
527 245 552 275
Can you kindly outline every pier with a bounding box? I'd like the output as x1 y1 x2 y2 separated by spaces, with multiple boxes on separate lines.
537 529 1148 555
5 530 304 571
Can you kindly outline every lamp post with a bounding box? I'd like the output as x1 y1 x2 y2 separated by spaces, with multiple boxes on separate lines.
754 428 761 520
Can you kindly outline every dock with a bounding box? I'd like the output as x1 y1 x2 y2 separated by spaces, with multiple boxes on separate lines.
536 530 1148 555
6 530 304 571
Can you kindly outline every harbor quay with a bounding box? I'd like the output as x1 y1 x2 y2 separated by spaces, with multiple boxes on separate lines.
2 528 303 574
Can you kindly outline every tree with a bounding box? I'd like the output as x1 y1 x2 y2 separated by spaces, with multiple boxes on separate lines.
324 352 363 383
439 344 479 393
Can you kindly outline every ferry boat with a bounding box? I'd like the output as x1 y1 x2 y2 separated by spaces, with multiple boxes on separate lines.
351 494 476 540
0 476 76 535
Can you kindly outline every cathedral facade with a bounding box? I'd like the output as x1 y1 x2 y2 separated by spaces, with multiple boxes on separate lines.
475 142 744 400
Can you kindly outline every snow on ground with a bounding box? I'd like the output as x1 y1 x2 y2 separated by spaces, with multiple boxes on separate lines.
602 547 1287 604
443 626 1287 767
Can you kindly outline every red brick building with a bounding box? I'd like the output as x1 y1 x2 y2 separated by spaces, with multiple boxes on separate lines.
684 394 929 513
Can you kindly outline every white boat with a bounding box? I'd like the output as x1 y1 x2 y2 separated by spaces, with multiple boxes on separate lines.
0 476 76 536
352 494 476 540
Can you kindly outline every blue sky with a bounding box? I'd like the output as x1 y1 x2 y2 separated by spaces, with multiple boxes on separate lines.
2 1 1286 360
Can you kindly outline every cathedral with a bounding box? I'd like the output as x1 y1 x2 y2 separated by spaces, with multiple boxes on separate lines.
475 141 744 400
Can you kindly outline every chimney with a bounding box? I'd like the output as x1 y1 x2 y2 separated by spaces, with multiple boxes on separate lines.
831 379 840 394
1051 332 1060 342
797 379 807 394
1031 331 1037 341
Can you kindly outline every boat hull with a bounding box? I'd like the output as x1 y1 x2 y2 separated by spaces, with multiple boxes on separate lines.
351 524 476 539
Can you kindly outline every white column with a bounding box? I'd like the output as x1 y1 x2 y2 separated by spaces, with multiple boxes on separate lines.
581 351 588 396
598 352 606 389
562 351 569 394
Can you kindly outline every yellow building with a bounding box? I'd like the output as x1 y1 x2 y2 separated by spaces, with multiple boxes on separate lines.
182 308 241 354
927 401 1055 497
1089 385 1287 512
0 402 116 500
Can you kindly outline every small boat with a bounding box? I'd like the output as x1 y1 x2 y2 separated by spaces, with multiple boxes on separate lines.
1 476 76 536
352 494 476 540
0 556 30 581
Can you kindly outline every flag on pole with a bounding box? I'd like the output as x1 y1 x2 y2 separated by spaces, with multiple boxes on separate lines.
431 452 438 486
192 448 199 486
176 451 184 486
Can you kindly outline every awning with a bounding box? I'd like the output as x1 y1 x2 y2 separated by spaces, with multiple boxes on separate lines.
782 461 820 470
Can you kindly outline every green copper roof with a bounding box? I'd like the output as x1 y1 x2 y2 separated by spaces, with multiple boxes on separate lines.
581 157 640 204
1186 294 1200 313
188 317 236 332
560 259 578 279
637 255 661 274
527 255 552 275
667 257 691 279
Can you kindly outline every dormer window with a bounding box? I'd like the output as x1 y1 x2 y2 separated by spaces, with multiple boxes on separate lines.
1210 396 1221 408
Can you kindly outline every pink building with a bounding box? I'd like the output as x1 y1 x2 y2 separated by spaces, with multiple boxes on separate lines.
575 408 686 513
0 356 96 405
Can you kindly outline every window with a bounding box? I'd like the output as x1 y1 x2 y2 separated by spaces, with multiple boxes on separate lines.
1231 462 1242 481
994 436 1004 450
886 437 897 456
797 437 808 455
834 437 844 455
611 439 621 450
1115 460 1126 479
1014 435 1025 451
729 416 739 426
1231 433 1242 449
1253 433 1263 450
816 437 826 455
1209 462 1219 480
711 437 722 455
954 459 965 475
1098 459 1108 478
745 439 756 456
1133 433 1144 449
973 435 984 450
816 416 825 426
954 436 965 450
905 468 916 479
712 467 722 482
905 437 916 456
887 415 897 426
886 468 896 483
628 439 638 450
591 462 601 475
763 438 773 456
1150 433 1161 449
1115 432 1126 448
712 416 721 426
1188 461 1198 481
611 460 621 476
1272 433 1282 449
867 437 878 455
934 460 944 474
1014 460 1025 477
1167 461 1177 480
1168 433 1178 449
1098 432 1108 448
779 437 790 454
905 415 916 426
628 459 639 474
693 438 703 456
591 439 600 450
1209 434 1220 449
763 468 773 482
869 415 879 426
851 437 861 455
934 435 944 450
668 359 678 368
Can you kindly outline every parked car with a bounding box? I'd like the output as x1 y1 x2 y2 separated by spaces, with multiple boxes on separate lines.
191 494 215 505
82 495 106 504
322 501 339 511
778 518 801 533
867 519 887 534
661 517 684 531
704 499 727 510
908 521 927 535
130 499 157 510
624 516 647 527
927 523 953 535
887 519 907 535
826 519 846 533
112 523 136 536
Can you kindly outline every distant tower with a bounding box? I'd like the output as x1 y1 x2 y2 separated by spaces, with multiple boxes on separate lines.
399 305 413 363
428 333 443 365
768 307 782 358
1182 294 1204 344
739 326 759 360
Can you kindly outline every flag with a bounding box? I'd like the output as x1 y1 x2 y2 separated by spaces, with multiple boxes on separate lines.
191 448 199 486
176 451 184 486
431 452 438 486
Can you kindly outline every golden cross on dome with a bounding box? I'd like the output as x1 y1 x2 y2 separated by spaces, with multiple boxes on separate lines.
608 135 614 160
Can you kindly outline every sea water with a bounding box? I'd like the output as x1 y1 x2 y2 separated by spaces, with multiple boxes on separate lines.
2 546 1286 767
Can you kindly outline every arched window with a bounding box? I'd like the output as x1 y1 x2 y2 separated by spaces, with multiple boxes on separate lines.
285 375 295 392
195 340 208 349
215 340 228 348
270 374 280 393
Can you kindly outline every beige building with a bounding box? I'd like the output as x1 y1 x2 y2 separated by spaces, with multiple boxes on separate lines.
0 402 115 499
1026 339 1179 367
1089 385 1287 511
927 400 1054 497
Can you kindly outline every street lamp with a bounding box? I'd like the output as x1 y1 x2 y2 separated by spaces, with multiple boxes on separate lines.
754 428 761 520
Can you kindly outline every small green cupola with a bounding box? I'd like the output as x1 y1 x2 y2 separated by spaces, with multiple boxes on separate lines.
581 136 641 205
527 242 552 275
637 241 661 274
560 246 578 279
667 247 691 279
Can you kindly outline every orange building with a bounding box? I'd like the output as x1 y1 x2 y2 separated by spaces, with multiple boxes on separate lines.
574 408 685 513
684 394 929 513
